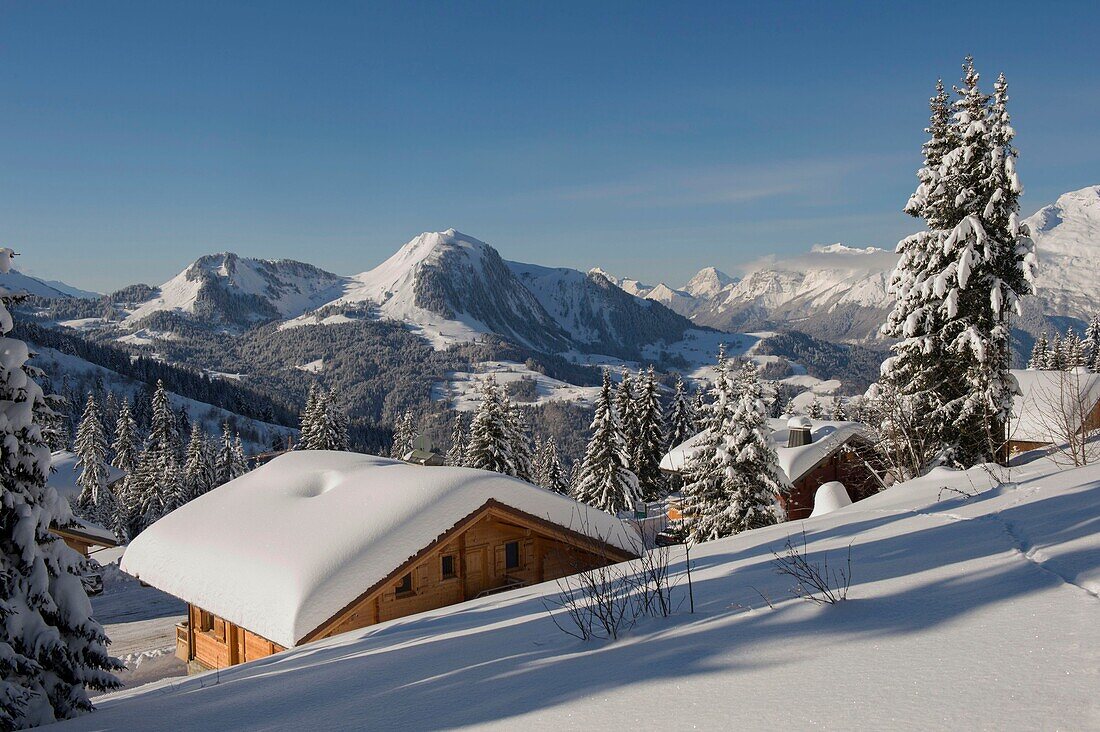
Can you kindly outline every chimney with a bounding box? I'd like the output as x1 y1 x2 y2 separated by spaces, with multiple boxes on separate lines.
787 416 813 448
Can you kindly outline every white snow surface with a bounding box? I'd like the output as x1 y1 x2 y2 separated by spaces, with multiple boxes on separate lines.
52 455 1099 730
660 418 874 485
121 451 638 649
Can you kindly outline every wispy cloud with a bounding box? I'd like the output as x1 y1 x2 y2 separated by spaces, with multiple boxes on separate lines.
545 153 908 209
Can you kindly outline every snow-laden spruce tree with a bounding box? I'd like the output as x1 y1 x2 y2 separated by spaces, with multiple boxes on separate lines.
0 248 121 727
1028 332 1050 370
684 360 786 542
681 348 734 537
534 436 570 495
632 366 667 501
389 410 416 459
878 57 1036 468
214 424 248 486
183 423 215 501
614 369 640 471
464 379 516 475
298 384 327 450
231 435 248 476
574 369 639 514
446 413 466 466
1085 315 1100 371
666 374 696 450
73 394 119 538
325 387 350 451
505 400 534 483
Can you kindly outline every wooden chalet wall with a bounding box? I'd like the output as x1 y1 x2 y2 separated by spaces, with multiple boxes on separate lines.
177 502 633 672
783 445 881 520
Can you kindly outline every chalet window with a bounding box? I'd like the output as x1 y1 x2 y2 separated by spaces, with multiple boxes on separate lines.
199 610 214 632
395 572 414 596
441 555 456 579
505 541 520 570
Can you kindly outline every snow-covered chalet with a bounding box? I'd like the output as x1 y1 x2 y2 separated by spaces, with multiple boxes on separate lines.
661 416 882 519
122 451 639 672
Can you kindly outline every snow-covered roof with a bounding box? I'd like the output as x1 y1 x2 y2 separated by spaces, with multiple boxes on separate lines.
54 516 119 548
48 450 126 503
1010 368 1100 445
122 451 638 649
660 418 874 484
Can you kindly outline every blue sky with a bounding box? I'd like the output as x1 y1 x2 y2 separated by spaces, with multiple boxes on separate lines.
2 2 1098 292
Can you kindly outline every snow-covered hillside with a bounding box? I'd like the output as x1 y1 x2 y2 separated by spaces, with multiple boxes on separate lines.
52 455 1099 730
0 268 99 299
125 252 348 328
1024 185 1100 322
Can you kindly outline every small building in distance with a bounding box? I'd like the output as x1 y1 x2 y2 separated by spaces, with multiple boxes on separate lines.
47 450 122 557
122 451 638 672
1007 368 1100 455
661 417 882 520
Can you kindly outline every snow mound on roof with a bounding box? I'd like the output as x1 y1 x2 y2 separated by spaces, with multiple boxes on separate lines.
809 481 852 517
122 451 637 648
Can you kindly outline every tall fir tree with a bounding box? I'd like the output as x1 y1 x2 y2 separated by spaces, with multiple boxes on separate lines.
183 423 216 502
464 379 516 475
685 361 786 541
325 387 350 451
1084 314 1100 371
574 370 640 514
73 394 120 538
390 410 416 459
632 366 667 501
1028 332 1050 370
614 369 640 470
666 374 696 450
446 413 467 467
0 247 121 727
505 400 534 483
298 384 322 450
534 436 570 495
877 58 1036 468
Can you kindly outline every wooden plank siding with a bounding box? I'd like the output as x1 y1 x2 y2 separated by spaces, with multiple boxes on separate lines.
179 500 635 672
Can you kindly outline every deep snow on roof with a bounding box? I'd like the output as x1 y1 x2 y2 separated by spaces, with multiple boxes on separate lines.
660 418 874 484
121 451 637 648
1010 368 1100 444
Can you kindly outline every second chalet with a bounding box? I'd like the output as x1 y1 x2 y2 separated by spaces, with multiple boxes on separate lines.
122 451 639 672
661 416 883 520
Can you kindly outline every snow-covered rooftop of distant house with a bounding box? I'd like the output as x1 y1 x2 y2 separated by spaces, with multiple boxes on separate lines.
56 516 119 548
1010 368 1100 444
121 451 638 649
48 450 126 503
659 418 874 484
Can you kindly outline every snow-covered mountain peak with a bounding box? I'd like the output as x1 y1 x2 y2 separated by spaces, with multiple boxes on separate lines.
684 266 737 299
1024 184 1100 319
126 252 347 327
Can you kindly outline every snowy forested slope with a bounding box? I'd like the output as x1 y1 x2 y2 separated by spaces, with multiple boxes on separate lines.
51 456 1099 730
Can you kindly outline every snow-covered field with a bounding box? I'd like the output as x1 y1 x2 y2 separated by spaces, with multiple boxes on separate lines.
53 454 1099 730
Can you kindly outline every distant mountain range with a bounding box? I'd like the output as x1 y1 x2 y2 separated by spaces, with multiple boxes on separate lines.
597 184 1100 343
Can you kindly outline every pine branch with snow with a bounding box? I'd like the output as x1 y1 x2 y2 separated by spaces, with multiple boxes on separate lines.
574 370 640 515
0 246 122 727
